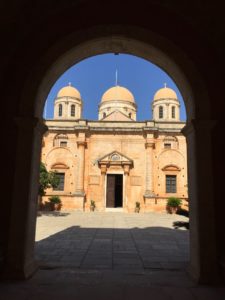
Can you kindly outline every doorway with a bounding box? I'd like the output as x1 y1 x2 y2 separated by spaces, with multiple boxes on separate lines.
106 174 123 208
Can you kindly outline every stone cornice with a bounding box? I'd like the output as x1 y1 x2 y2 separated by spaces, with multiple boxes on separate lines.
145 142 155 149
152 98 180 104
98 99 137 109
77 140 87 147
55 96 82 102
45 119 185 135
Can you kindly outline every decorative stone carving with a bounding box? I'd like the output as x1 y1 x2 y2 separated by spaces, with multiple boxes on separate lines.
98 150 133 168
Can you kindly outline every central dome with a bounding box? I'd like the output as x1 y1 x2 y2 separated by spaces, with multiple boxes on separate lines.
101 86 135 103
57 85 81 99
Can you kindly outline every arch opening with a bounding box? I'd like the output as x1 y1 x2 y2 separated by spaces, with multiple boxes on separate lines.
8 31 218 285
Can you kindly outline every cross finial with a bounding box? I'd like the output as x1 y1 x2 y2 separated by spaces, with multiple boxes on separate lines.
115 69 118 86
164 82 167 88
68 82 71 86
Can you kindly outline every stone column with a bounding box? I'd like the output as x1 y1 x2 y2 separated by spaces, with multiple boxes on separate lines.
123 164 130 209
100 164 107 209
75 141 86 196
5 117 47 279
182 120 219 283
144 141 155 197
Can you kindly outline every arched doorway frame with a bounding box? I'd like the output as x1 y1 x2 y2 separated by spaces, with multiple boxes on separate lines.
7 26 218 283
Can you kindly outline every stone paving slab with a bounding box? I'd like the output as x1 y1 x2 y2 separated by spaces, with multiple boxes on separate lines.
35 211 190 271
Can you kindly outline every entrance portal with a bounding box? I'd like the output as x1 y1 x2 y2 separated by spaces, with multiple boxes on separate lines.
106 174 123 208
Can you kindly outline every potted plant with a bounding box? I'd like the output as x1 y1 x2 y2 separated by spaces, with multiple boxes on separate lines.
90 200 96 212
48 195 62 211
135 201 141 213
166 197 182 214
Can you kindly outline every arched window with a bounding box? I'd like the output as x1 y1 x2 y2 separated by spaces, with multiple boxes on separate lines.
159 106 163 119
172 106 175 118
71 104 75 117
103 112 106 118
58 104 62 117
129 113 132 118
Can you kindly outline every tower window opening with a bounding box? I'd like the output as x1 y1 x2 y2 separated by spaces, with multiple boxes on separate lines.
164 143 171 149
159 106 163 119
103 112 106 118
58 104 63 117
71 104 75 117
129 113 132 118
60 141 67 147
172 106 175 118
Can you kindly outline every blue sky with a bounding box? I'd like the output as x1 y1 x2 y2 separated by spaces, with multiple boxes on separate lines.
44 53 186 121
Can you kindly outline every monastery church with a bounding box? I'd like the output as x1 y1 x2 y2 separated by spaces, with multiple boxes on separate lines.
41 83 188 212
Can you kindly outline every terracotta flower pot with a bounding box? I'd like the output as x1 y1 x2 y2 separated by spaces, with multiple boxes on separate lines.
167 205 178 214
55 203 62 211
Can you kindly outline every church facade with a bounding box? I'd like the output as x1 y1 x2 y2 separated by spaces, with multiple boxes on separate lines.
41 84 188 212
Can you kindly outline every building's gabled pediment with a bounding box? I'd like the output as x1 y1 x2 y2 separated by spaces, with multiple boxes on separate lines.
98 150 133 166
102 110 132 121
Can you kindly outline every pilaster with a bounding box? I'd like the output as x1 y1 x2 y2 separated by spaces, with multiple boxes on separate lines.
182 119 219 283
4 117 47 279
144 141 155 198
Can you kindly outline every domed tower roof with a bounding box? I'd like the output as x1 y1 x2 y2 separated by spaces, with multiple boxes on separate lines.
57 83 81 99
153 85 177 101
152 84 180 122
101 85 135 103
54 83 82 120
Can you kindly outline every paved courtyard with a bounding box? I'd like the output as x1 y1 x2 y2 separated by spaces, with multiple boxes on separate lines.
35 211 189 271
1 213 225 300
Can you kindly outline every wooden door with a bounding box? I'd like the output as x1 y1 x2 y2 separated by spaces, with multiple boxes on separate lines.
106 175 115 207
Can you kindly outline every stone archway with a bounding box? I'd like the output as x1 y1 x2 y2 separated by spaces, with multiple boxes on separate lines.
5 26 218 283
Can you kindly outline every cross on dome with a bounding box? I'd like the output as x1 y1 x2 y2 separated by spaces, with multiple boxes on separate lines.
115 69 118 86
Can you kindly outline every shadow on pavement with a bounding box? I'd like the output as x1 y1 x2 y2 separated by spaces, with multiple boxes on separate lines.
35 225 189 271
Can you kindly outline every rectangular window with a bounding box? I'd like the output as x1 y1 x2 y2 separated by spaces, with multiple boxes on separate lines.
53 173 65 191
159 106 163 119
60 141 67 147
166 175 177 193
172 106 175 118
164 143 171 149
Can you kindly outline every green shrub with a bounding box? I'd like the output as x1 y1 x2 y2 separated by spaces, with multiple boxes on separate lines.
48 195 61 204
167 197 182 207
